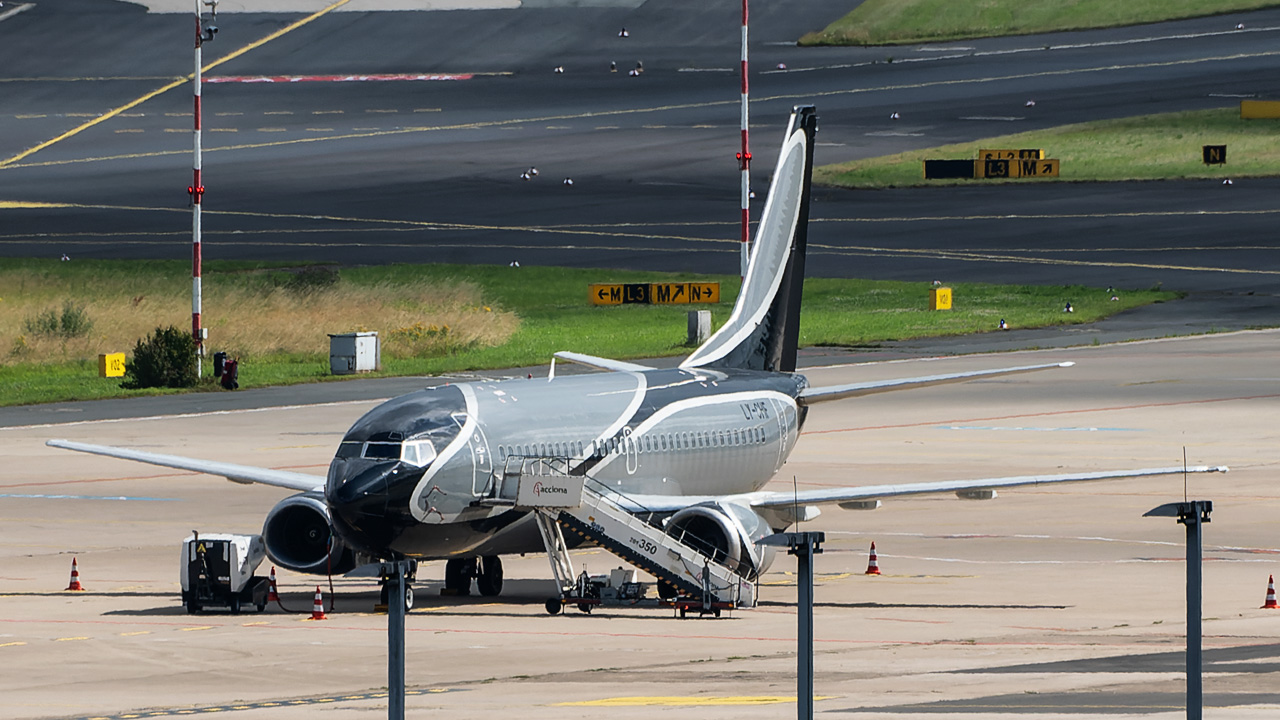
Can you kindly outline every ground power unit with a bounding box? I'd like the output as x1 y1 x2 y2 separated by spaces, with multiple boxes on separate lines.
180 532 270 614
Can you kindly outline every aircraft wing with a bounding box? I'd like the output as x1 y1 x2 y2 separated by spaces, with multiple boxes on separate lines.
743 465 1228 508
613 465 1228 515
798 362 1074 405
47 439 325 493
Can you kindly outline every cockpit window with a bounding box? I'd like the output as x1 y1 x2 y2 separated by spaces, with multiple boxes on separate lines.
334 437 437 467
400 438 437 468
363 442 401 460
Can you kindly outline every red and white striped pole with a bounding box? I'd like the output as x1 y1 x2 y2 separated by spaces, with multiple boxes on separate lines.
737 0 751 279
189 0 210 376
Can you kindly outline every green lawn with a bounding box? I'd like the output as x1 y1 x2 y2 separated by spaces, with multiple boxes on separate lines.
0 260 1174 406
802 0 1280 45
816 108 1277 188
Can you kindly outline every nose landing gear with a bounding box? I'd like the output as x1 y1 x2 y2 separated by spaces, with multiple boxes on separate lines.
376 559 417 612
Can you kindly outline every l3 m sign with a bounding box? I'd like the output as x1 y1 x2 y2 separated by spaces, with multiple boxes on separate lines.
590 283 721 306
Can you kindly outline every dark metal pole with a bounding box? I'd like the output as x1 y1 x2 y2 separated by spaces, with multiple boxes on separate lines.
388 561 406 720
761 531 823 720
796 539 814 720
1144 500 1211 720
1182 503 1205 720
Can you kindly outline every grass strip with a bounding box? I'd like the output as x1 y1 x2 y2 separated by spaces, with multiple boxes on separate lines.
801 0 1280 46
0 259 1174 406
815 108 1278 189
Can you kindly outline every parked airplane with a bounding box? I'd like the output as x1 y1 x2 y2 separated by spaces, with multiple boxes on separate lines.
50 106 1224 603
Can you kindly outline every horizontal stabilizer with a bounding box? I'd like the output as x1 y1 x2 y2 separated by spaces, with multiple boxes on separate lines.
799 362 1074 405
553 352 652 373
47 439 325 493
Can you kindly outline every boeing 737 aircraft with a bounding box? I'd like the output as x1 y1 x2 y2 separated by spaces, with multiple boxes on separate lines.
50 107 1224 604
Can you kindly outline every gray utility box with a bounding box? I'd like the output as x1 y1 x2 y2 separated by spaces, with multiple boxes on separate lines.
180 533 269 614
329 331 380 375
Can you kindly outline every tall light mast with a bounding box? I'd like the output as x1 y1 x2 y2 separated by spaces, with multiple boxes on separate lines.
191 0 217 375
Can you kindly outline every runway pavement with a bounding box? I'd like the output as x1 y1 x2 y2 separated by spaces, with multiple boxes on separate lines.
1 1 1280 338
2 330 1280 719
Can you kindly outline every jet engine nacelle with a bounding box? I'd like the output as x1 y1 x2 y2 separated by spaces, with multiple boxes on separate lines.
665 501 776 579
262 492 357 575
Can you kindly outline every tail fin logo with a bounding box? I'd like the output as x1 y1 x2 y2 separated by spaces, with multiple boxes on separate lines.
682 106 817 372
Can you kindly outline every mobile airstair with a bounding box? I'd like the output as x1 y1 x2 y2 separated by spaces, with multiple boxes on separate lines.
481 456 757 616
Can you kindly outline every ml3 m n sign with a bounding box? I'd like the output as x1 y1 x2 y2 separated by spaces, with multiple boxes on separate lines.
591 282 721 306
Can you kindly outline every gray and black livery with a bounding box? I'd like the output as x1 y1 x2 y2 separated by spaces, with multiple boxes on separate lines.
50 105 1226 599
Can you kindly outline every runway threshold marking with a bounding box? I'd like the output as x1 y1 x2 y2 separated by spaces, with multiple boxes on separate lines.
0 0 353 168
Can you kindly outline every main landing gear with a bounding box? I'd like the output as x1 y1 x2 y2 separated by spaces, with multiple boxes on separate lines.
442 556 503 597
378 560 418 611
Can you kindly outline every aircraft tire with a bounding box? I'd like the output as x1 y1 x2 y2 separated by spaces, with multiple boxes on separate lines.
476 556 503 597
444 558 472 596
404 585 414 611
544 598 562 615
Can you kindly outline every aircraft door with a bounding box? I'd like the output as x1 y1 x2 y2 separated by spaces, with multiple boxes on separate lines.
451 412 494 496
622 426 639 475
769 397 788 472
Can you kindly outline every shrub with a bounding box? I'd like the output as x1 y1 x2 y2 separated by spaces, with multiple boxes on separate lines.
121 325 197 389
22 301 93 338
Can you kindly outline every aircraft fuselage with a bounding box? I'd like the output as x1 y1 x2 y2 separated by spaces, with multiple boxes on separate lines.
325 366 807 560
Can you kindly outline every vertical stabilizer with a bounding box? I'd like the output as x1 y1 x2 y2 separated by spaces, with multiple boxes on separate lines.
682 106 817 372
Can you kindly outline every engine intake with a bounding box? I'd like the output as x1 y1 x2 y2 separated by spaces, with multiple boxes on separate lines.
262 493 356 575
665 501 774 579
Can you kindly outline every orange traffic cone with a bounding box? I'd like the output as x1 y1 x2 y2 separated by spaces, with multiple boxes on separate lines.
65 557 85 591
865 542 881 575
1263 575 1278 609
267 566 280 603
309 586 326 620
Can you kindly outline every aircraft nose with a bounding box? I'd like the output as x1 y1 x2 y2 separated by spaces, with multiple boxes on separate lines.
326 459 396 548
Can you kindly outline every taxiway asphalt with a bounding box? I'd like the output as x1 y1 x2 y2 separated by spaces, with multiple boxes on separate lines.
3 330 1280 719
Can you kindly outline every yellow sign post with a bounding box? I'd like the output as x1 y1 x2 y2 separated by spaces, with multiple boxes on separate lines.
98 353 126 378
929 287 952 311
